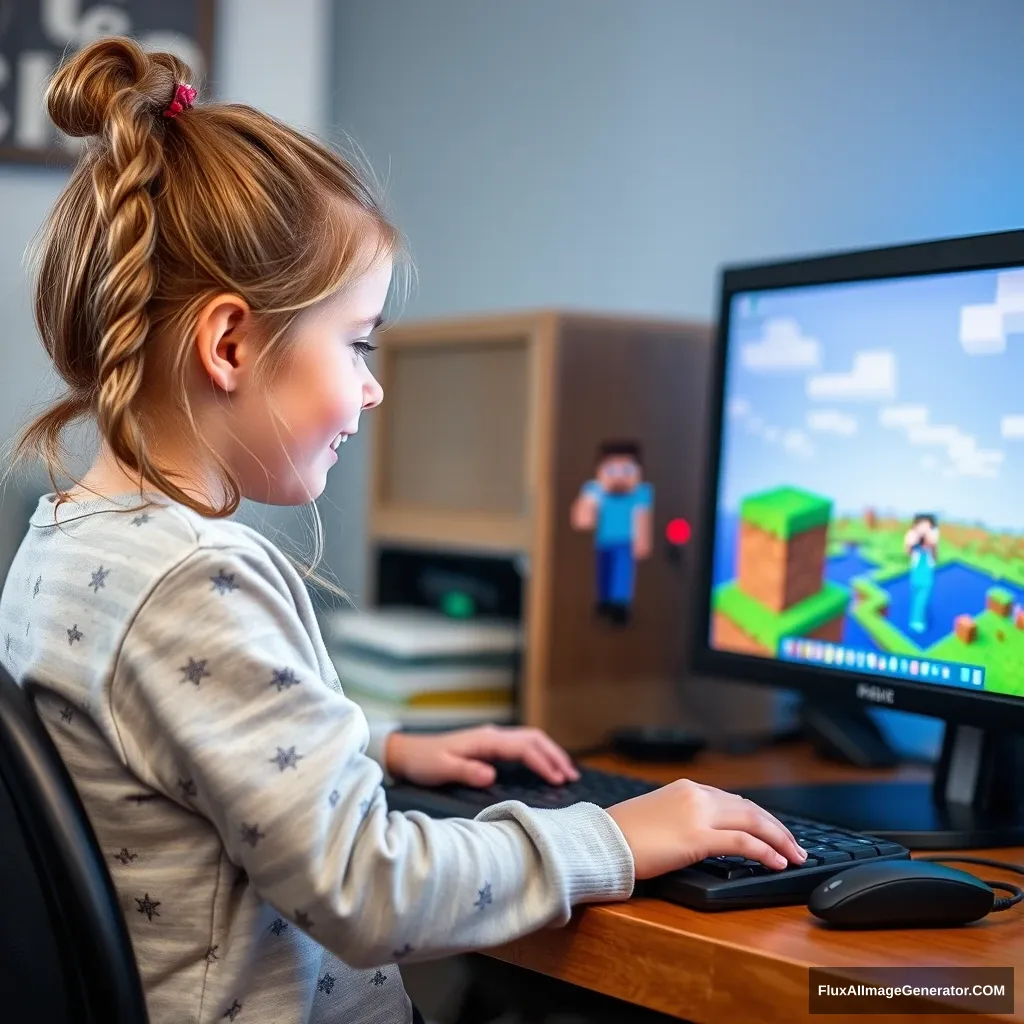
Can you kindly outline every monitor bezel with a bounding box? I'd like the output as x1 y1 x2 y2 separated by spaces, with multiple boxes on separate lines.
691 229 1024 730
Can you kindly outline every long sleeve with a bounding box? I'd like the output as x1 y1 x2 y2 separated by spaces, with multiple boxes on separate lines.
111 544 634 968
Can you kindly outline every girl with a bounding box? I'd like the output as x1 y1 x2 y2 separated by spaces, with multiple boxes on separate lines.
0 37 805 1024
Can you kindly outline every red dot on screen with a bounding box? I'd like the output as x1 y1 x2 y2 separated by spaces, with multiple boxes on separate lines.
666 518 692 546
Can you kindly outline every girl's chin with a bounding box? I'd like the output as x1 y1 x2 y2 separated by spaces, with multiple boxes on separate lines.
245 472 329 507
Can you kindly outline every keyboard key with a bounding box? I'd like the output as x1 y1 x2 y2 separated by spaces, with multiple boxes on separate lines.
782 855 820 870
873 842 905 856
806 848 852 864
799 844 833 855
737 859 771 874
849 846 878 860
693 857 756 880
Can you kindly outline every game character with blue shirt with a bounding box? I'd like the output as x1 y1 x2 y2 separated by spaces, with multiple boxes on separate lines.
570 440 654 624
904 513 940 634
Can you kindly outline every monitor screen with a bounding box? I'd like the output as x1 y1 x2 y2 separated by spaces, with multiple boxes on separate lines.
710 264 1023 703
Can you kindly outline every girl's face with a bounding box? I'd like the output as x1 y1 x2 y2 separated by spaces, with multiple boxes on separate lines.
231 258 390 505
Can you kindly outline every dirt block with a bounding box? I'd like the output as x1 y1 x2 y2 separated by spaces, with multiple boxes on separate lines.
737 523 827 613
987 591 1013 617
1015 607 1024 631
955 615 977 644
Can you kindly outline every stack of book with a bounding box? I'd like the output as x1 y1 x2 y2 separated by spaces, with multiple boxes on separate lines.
320 607 520 730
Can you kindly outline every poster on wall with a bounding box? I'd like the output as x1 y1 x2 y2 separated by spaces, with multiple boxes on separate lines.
0 0 214 166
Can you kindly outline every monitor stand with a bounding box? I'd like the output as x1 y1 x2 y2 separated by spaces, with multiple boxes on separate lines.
797 697 900 769
737 723 1024 849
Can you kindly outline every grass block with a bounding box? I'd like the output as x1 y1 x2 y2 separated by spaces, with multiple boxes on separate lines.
739 487 832 541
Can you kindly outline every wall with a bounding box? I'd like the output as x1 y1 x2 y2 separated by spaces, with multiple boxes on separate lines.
0 0 332 579
326 0 1024 602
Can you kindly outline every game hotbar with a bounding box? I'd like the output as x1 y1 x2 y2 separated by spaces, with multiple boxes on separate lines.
711 266 1023 698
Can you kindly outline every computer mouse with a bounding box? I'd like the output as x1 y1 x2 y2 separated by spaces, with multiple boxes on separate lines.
808 860 995 928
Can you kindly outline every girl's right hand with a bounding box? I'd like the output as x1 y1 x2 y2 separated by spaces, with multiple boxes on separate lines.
606 779 808 880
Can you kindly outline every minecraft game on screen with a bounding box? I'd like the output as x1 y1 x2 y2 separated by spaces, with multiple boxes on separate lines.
711 267 1024 699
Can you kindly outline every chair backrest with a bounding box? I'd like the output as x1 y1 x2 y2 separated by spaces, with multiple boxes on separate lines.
0 664 149 1023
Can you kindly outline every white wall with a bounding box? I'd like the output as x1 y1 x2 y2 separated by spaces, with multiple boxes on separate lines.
325 0 1024 602
0 0 332 578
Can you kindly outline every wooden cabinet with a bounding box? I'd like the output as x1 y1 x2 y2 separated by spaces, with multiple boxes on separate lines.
368 310 712 751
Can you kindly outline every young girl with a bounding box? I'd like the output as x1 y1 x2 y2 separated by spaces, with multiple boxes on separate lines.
0 37 805 1024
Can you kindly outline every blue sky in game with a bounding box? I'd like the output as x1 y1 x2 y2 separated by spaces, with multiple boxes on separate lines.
716 265 1024 533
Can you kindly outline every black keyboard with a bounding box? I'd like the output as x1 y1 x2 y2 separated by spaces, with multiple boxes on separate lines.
386 762 911 910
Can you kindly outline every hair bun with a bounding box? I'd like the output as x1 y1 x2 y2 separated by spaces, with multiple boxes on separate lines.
47 35 194 139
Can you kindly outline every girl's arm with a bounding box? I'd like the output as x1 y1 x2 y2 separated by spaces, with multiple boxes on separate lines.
112 544 634 968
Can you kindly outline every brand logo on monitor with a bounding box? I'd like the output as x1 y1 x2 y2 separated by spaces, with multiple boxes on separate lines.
857 683 895 705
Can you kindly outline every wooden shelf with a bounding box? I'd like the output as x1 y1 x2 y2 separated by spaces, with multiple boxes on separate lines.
369 508 532 555
366 310 713 748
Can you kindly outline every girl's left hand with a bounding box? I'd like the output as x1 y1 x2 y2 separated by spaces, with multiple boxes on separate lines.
384 724 581 788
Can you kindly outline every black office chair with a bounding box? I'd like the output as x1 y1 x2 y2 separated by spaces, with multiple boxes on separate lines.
0 664 149 1023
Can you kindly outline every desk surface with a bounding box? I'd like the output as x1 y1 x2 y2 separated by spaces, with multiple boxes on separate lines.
484 743 1023 1024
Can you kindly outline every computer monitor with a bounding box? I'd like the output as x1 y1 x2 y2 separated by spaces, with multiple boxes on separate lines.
692 229 1024 849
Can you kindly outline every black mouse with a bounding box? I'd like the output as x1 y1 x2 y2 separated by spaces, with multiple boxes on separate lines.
808 860 995 928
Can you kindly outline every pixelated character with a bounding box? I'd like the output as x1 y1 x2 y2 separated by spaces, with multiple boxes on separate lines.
570 440 654 625
904 513 939 635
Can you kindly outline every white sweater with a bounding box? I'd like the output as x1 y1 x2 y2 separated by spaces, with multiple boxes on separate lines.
0 493 635 1024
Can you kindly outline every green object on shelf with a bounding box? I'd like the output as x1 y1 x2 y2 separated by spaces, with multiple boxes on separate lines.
442 590 476 618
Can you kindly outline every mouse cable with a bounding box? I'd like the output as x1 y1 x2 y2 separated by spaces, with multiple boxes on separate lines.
913 855 1024 912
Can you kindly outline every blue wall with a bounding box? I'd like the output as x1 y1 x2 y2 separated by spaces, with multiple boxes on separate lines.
324 0 1023 755
330 0 1023 324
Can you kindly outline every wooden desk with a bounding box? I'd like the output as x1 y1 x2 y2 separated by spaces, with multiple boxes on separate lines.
484 743 1023 1023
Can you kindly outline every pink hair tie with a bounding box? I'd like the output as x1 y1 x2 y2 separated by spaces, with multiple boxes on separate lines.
162 84 197 119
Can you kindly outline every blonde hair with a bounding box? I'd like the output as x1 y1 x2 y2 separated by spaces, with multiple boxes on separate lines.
10 36 408 595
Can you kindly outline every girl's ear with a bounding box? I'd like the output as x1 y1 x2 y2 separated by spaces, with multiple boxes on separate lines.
194 294 254 392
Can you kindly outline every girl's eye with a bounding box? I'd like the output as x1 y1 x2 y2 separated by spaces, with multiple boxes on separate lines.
352 340 378 359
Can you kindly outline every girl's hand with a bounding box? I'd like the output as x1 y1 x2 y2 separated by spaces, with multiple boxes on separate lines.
384 724 581 788
607 779 808 879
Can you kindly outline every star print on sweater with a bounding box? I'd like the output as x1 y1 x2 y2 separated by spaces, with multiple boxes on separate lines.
90 566 109 592
135 893 161 921
205 946 219 963
240 822 265 847
33 576 41 597
269 746 303 771
131 513 152 526
223 1000 242 1021
268 918 289 937
474 883 493 910
270 667 299 692
317 973 336 995
179 657 210 686
210 570 238 595
114 848 138 865
370 969 387 987
67 624 83 645
60 704 74 724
